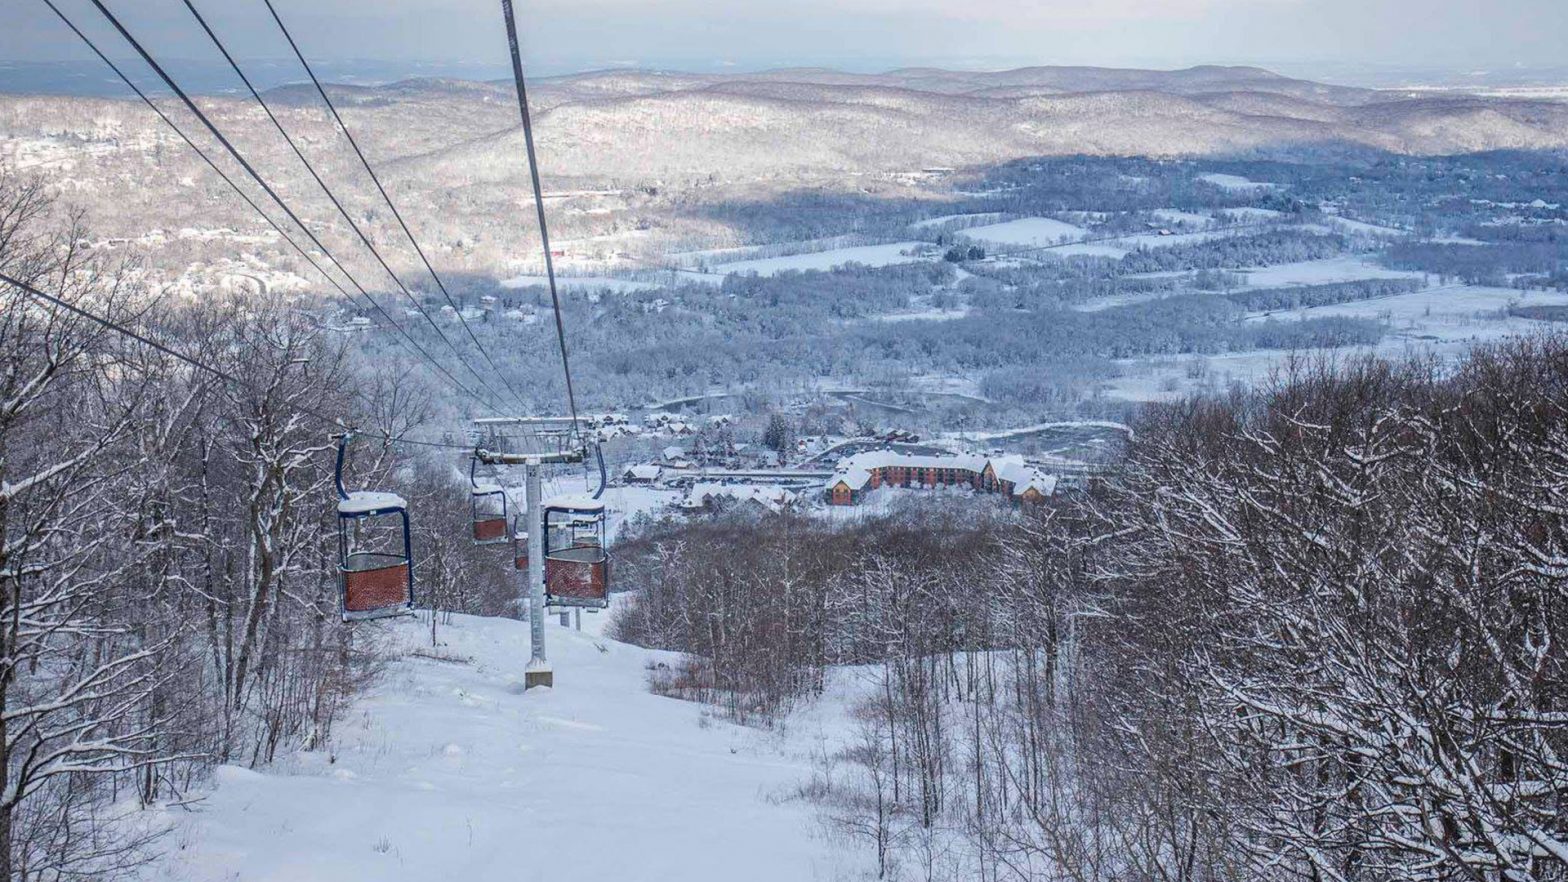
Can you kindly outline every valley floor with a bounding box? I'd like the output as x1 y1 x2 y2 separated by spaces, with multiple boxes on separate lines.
144 609 860 882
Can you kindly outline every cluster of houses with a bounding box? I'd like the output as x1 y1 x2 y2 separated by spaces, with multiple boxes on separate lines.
622 437 762 483
641 411 733 438
619 446 1061 518
677 483 797 514
824 450 1058 506
332 294 543 333
586 412 735 442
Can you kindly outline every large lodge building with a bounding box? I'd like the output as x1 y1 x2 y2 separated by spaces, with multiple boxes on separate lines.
825 451 1058 506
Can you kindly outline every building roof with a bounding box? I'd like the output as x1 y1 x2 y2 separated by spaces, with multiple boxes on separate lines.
826 450 1057 499
1012 472 1059 498
625 464 662 480
829 450 988 491
685 482 796 512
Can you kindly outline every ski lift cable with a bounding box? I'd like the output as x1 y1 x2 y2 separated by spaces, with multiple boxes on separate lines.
38 0 503 418
74 0 510 417
0 271 478 452
177 0 519 414
257 0 532 415
499 0 581 440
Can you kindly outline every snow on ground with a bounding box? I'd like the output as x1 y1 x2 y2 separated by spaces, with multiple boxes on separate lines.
1104 284 1567 403
145 610 859 882
1036 226 1266 263
1079 255 1425 312
908 212 1004 229
698 241 934 279
813 484 982 522
958 420 1135 442
1112 228 1247 250
866 306 972 322
1215 207 1285 222
1149 209 1212 226
908 373 991 402
1047 241 1130 258
664 244 757 261
1235 256 1425 287
961 217 1091 248
1319 216 1409 237
501 275 658 293
509 472 676 544
1246 284 1568 328
1198 173 1279 192
1073 290 1171 312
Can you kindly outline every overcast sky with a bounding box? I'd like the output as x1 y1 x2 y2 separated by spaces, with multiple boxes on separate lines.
6 0 1568 85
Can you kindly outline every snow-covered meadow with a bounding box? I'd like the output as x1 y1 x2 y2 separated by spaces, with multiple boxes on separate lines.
959 217 1090 248
696 241 936 279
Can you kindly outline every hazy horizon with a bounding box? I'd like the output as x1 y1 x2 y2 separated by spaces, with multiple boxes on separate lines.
4 54 1568 100
5 0 1568 97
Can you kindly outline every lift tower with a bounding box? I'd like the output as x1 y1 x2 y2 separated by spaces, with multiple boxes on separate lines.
473 417 586 689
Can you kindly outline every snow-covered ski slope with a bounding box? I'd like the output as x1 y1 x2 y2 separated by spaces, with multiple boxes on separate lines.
149 611 853 881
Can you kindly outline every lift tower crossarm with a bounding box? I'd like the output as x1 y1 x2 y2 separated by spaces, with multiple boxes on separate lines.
474 448 587 467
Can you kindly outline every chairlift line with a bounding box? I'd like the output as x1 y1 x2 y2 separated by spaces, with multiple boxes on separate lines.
489 3 621 676
178 0 518 414
500 0 582 439
72 0 509 417
258 0 533 415
38 2 352 299
32 2 619 649
0 271 477 453
37 0 504 419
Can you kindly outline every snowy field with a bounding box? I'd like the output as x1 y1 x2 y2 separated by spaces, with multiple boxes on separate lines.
1235 255 1426 287
1217 207 1285 222
958 419 1135 442
1246 284 1568 328
1198 172 1279 191
1104 284 1567 403
695 241 934 279
960 217 1090 247
143 611 863 882
1111 228 1248 250
1149 209 1211 226
500 275 658 293
1049 241 1131 258
1319 216 1409 237
490 473 676 545
908 211 1004 229
1067 255 1427 312
866 306 972 322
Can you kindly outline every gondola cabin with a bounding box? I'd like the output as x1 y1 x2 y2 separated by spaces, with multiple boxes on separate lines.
335 435 414 621
543 495 609 609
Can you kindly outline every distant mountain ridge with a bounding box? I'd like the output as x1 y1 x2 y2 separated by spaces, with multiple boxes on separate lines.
532 64 1379 105
281 64 1567 185
2 63 1565 244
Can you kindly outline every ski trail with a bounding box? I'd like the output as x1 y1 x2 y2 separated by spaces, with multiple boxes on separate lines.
147 612 854 881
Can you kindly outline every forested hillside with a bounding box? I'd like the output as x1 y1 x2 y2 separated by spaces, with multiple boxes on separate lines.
614 341 1568 880
0 172 522 880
